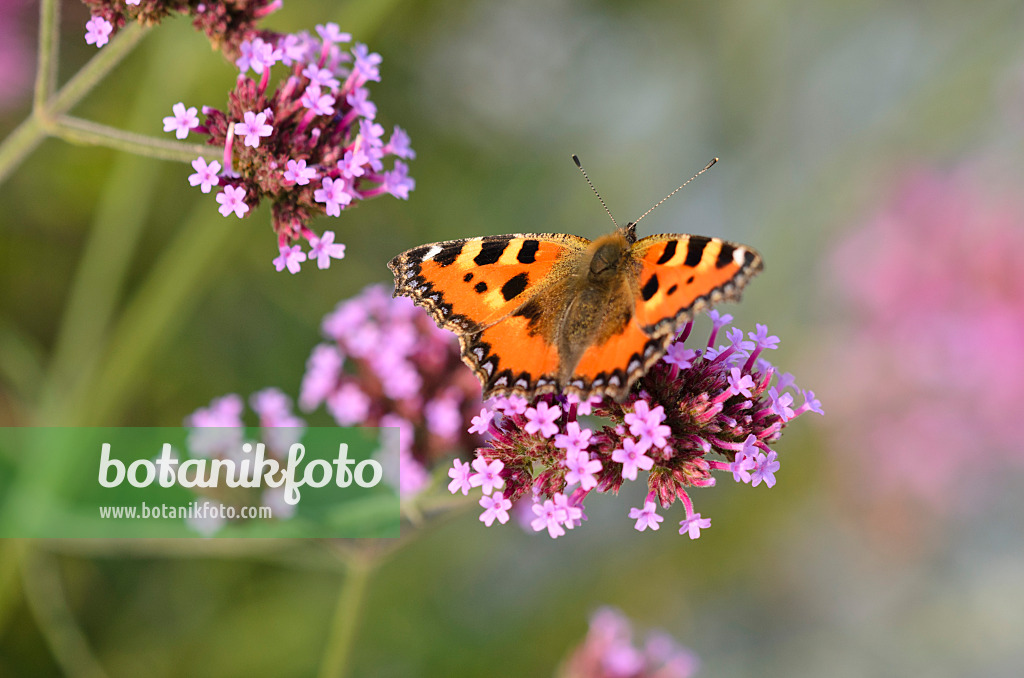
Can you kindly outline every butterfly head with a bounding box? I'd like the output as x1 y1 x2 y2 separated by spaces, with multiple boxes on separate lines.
622 221 637 245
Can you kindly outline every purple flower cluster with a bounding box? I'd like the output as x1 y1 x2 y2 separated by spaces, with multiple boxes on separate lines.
558 607 699 678
83 0 282 59
183 388 305 534
449 311 822 539
299 284 484 496
158 25 414 272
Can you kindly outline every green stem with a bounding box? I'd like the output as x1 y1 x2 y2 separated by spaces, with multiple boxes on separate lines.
33 0 60 110
55 116 208 162
0 24 148 187
318 553 375 678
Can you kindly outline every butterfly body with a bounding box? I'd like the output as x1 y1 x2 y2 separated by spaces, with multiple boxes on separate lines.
389 221 762 401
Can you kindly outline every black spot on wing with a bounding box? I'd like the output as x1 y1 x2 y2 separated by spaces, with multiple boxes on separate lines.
684 236 710 267
517 239 540 264
463 272 474 282
474 238 510 266
656 240 677 265
434 241 464 267
667 284 678 295
500 272 529 301
686 275 695 284
641 274 659 301
407 246 429 263
474 281 488 294
716 243 736 269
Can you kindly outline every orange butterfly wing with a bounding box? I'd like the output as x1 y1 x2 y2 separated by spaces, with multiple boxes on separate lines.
389 234 589 395
630 234 763 335
565 233 763 397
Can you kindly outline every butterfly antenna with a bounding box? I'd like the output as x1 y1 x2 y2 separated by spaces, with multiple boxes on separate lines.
572 154 619 231
632 157 718 227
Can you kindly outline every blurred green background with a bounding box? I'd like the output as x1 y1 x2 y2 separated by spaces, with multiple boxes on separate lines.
2 0 1024 676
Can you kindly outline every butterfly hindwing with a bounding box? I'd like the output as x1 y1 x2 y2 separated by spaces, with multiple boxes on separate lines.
629 234 763 336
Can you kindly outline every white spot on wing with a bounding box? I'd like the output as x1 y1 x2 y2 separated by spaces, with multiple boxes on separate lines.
421 245 442 262
733 247 746 266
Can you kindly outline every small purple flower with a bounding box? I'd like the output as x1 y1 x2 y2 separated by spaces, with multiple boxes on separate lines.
384 126 416 159
795 389 824 416
468 407 494 435
307 231 346 269
316 22 351 45
283 158 317 186
727 367 755 397
726 327 754 354
525 401 562 438
768 387 795 420
188 157 221 193
314 177 353 216
302 64 340 91
236 37 281 75
235 110 273 148
216 185 249 218
273 244 306 274
749 323 780 350
85 17 112 49
448 458 473 496
750 450 780 488
346 87 376 120
663 342 697 369
530 498 566 539
564 449 602 491
351 43 383 83
163 102 199 139
679 513 711 539
554 492 583 529
480 492 512 526
553 421 592 456
338 147 370 179
382 160 415 199
629 501 664 532
625 400 671 450
731 436 758 483
300 84 335 116
469 456 505 495
612 438 654 481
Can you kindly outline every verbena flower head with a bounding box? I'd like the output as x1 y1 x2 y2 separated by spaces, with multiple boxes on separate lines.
558 607 699 678
825 169 1024 507
85 0 415 273
158 26 414 273
452 311 821 539
299 284 483 497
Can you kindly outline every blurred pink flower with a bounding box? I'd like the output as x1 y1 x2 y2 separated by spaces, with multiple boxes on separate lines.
558 607 699 678
825 169 1024 506
0 0 33 110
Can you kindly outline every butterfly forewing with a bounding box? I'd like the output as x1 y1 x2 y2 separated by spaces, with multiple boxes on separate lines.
388 233 588 333
630 234 763 336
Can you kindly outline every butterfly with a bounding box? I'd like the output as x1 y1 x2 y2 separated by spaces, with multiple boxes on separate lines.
388 158 762 401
